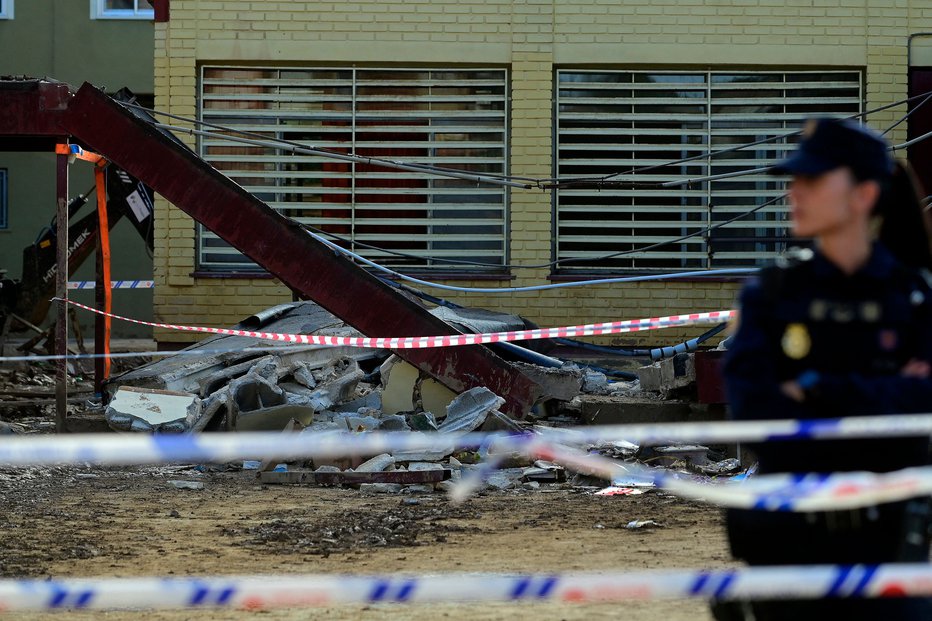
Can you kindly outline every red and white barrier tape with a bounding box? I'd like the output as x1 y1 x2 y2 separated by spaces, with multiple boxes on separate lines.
68 280 154 290
58 299 735 349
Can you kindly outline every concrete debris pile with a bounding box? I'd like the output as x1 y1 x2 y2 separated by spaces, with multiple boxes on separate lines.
103 302 386 433
98 301 742 493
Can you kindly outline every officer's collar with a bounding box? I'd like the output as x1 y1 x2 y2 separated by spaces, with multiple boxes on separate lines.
810 242 897 280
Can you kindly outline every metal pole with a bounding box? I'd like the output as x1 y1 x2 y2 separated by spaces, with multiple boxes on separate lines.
55 145 69 433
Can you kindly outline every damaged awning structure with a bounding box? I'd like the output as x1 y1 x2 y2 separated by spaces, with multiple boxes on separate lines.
101 301 560 436
0 78 543 419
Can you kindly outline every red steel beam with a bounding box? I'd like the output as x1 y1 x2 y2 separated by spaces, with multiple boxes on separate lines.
60 82 542 417
0 80 71 148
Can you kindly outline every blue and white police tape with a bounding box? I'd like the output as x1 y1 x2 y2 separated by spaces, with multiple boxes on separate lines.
3 424 932 512
521 439 932 513
2 414 929 468
0 564 929 610
67 280 155 290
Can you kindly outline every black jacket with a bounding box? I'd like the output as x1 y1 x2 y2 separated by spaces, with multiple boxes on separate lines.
724 242 932 475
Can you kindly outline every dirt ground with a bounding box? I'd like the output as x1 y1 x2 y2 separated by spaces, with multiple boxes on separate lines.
0 464 733 620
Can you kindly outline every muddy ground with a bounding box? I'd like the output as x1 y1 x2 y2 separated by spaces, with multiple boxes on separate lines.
0 464 732 620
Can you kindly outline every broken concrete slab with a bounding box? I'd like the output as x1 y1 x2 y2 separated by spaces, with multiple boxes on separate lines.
356 453 395 473
105 386 201 433
104 302 385 400
512 362 583 401
637 353 696 394
227 356 363 431
485 468 526 490
437 387 506 434
408 462 444 472
377 414 410 432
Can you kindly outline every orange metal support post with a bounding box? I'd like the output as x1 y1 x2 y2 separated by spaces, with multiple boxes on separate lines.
94 162 112 389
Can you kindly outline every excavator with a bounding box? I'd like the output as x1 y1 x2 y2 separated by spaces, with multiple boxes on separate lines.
0 163 154 346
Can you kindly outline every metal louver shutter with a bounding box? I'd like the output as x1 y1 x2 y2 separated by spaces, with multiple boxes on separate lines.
555 70 862 271
198 67 509 272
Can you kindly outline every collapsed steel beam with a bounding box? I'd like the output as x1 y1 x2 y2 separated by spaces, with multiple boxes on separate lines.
57 82 541 417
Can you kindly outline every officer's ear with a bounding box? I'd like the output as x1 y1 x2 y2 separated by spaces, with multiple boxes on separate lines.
851 178 882 217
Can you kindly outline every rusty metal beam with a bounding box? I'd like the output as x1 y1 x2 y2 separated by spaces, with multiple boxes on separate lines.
59 82 541 417
0 80 70 147
259 469 450 486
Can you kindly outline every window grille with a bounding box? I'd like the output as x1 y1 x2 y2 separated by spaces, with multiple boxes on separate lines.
198 66 509 272
555 70 862 271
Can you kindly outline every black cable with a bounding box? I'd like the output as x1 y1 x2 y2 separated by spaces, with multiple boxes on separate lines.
126 92 925 271
882 91 932 137
124 89 932 189
122 103 537 184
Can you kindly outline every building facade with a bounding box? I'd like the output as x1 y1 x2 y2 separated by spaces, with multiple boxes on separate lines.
0 0 154 337
152 0 932 346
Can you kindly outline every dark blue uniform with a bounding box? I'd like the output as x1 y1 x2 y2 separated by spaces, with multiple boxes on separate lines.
715 242 932 620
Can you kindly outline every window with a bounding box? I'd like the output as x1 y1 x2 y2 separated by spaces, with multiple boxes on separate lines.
0 1 13 19
555 70 863 271
0 169 8 229
198 66 509 272
91 0 153 20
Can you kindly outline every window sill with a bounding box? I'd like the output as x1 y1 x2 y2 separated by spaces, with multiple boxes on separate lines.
191 271 277 280
548 272 753 284
191 270 515 282
92 13 154 21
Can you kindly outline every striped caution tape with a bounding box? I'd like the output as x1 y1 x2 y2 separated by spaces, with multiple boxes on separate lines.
525 439 932 513
0 564 929 610
2 415 931 468
2 423 932 511
658 467 932 513
56 298 735 349
67 280 155 290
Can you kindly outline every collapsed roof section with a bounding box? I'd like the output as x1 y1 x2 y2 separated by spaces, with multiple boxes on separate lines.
0 78 543 417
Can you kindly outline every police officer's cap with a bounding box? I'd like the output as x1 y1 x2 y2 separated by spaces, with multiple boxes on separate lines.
770 117 892 180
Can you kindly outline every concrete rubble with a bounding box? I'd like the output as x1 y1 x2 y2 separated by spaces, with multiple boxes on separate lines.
91 300 747 495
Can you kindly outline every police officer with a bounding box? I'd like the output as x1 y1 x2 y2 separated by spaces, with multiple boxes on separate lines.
712 118 932 621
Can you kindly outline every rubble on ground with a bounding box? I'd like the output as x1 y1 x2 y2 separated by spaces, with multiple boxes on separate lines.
2 300 749 497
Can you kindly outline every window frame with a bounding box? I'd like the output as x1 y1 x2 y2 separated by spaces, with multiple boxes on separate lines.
90 0 153 20
0 1 14 20
553 68 864 273
0 169 8 230
196 65 511 274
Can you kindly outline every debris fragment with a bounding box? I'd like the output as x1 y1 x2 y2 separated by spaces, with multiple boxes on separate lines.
356 453 395 473
359 483 403 494
438 387 506 434
105 387 201 433
595 487 648 497
625 520 662 530
167 480 204 490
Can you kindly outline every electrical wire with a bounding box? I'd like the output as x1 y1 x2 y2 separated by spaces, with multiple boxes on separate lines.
882 91 932 136
306 228 756 293
122 92 930 273
124 89 932 190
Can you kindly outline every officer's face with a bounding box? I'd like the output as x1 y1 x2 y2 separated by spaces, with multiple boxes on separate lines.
788 168 874 238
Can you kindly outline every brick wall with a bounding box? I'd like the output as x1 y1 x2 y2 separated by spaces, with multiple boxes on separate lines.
152 1 932 345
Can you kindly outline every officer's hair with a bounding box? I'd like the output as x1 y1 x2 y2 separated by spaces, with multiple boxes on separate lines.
869 160 932 270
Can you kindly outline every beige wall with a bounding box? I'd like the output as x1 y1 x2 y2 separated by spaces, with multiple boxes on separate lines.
153 0 932 345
